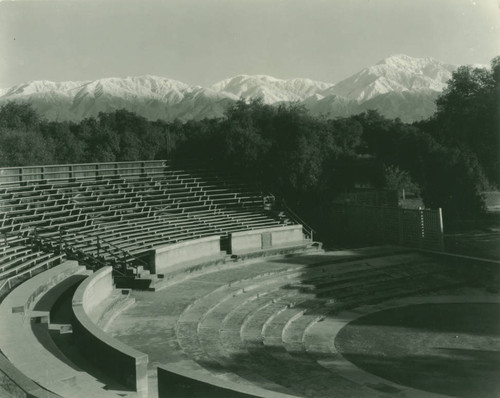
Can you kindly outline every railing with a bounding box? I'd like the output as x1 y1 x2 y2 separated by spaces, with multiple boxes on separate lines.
279 200 316 242
88 232 150 273
30 227 148 275
331 204 444 251
0 160 169 185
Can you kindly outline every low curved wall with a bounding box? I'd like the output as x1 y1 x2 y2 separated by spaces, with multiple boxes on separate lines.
157 365 301 398
149 235 222 274
72 266 149 397
79 264 114 316
229 225 304 254
0 260 121 398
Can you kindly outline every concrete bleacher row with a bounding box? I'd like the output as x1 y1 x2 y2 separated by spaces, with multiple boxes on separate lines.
0 171 273 236
0 160 297 293
107 249 465 397
0 237 65 300
0 160 314 398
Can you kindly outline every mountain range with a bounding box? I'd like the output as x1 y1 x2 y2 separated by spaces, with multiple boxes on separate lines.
0 54 462 123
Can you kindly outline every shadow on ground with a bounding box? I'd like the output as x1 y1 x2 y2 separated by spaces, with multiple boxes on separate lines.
335 303 500 398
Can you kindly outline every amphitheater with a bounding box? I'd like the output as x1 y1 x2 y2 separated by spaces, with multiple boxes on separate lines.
0 160 498 398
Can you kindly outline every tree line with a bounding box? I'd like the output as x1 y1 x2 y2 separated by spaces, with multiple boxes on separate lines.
0 57 498 231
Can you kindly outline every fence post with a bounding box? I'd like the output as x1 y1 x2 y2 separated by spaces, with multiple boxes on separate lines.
397 208 402 246
97 236 101 258
380 207 384 244
438 207 444 251
420 208 426 249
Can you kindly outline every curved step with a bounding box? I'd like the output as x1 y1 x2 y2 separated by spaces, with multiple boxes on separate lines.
220 289 292 353
262 297 318 347
281 300 329 353
176 269 302 357
172 262 307 393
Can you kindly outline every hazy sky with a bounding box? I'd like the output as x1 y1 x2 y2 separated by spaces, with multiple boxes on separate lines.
0 0 499 88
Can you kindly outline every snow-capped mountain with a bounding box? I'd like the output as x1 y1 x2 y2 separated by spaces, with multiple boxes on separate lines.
302 54 459 121
2 80 87 99
0 55 464 123
323 54 456 102
0 76 238 122
211 75 332 104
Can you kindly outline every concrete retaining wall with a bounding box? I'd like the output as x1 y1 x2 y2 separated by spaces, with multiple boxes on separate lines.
149 236 221 274
229 225 304 255
0 261 121 398
79 265 114 315
157 365 300 398
72 267 149 397
269 225 304 246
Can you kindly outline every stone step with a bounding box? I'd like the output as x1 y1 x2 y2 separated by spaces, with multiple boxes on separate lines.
48 323 73 334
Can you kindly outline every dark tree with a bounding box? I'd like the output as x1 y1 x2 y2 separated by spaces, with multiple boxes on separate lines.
0 102 41 130
430 58 500 187
0 102 54 166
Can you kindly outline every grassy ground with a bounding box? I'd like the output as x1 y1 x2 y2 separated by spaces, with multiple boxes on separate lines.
445 231 500 261
335 303 500 398
400 194 500 261
399 195 500 261
444 214 500 261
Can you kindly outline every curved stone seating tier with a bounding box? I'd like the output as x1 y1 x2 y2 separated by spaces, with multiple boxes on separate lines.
281 308 325 353
105 250 463 398
220 289 374 397
176 272 304 365
262 298 325 346
199 283 317 393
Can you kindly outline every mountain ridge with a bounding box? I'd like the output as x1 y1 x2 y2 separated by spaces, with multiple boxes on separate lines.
1 55 476 123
